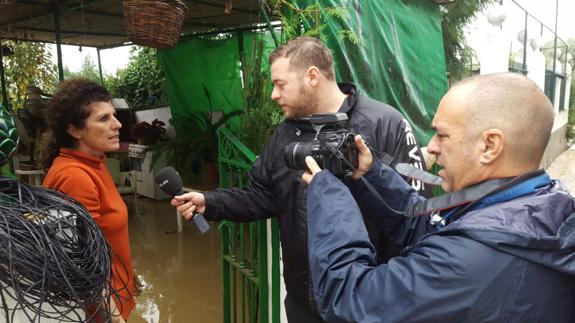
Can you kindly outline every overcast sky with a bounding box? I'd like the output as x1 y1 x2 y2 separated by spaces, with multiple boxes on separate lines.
49 44 132 76
513 0 575 40
465 0 574 63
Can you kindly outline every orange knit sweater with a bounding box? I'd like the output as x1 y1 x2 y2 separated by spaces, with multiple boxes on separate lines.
43 148 135 320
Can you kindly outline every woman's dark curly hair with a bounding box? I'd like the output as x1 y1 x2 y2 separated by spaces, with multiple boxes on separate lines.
37 78 112 169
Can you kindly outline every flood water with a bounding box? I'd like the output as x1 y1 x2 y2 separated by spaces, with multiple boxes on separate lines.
125 196 222 323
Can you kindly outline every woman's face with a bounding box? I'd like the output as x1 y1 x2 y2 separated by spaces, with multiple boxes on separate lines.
68 101 122 157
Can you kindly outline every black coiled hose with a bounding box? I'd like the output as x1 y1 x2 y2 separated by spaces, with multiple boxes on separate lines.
0 177 124 322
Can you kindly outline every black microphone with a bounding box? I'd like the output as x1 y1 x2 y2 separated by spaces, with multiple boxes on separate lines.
154 166 210 234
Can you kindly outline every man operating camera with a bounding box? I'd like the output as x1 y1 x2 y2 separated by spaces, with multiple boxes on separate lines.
303 73 575 323
171 36 429 322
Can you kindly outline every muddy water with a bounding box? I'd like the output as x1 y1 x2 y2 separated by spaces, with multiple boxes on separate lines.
124 196 222 323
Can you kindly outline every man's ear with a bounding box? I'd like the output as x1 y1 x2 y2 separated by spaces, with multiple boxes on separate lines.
479 129 504 164
66 124 82 139
306 66 321 87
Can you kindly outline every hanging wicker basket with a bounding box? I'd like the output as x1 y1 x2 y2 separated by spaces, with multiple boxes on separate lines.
123 0 188 49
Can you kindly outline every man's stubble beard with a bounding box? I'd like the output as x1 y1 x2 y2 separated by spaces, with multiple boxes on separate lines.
288 84 319 120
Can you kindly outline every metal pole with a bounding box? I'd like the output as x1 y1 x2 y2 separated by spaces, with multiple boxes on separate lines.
551 0 559 104
564 45 568 74
97 47 104 84
522 12 528 73
0 41 9 110
237 30 244 63
54 7 64 81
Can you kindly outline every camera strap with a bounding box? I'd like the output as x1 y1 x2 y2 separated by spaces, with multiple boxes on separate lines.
321 140 549 223
394 163 443 186
323 141 406 216
357 167 548 223
406 169 549 222
403 178 511 218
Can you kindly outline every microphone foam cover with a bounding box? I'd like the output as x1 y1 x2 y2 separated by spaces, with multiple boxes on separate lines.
155 166 184 196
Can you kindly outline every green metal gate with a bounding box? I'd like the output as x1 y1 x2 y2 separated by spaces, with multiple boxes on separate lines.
217 127 281 323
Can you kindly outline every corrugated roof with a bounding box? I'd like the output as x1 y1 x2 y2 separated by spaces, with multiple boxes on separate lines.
0 0 269 48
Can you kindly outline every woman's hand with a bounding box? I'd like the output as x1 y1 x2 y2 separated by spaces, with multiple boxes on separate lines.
111 314 126 323
108 296 125 323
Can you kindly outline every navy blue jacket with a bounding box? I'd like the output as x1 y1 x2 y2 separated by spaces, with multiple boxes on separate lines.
307 161 575 323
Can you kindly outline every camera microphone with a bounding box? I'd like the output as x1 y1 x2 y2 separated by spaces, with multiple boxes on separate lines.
154 167 210 234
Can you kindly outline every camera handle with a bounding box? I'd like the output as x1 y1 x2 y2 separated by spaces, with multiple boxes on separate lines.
311 124 326 142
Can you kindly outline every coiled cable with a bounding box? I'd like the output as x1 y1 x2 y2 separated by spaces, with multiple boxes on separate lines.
0 177 125 322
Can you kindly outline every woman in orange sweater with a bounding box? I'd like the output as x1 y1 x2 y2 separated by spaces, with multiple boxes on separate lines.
39 78 140 322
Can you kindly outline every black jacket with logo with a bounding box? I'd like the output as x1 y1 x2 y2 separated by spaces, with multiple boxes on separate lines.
203 83 430 317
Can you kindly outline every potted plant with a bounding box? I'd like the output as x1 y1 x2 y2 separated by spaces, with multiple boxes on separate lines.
131 118 168 145
149 109 241 185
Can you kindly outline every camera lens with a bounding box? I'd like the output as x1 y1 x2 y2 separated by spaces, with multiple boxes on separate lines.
284 142 315 170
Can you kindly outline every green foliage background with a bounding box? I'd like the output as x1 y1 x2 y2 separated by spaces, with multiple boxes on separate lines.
1 41 58 110
106 47 167 108
64 56 101 82
239 38 283 154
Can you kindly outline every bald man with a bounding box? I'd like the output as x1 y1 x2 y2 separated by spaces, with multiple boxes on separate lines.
302 73 575 323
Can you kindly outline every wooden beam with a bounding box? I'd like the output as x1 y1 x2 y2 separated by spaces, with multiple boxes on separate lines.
187 0 260 15
8 26 126 38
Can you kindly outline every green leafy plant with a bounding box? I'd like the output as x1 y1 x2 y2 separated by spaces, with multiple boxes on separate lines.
265 0 363 45
440 0 498 80
105 46 167 108
239 38 282 153
2 41 58 110
131 119 168 145
64 56 101 82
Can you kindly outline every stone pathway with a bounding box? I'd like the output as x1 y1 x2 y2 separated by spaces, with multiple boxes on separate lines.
546 143 575 194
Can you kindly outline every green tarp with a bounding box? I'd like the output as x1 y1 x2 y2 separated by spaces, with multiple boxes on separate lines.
157 0 448 145
156 36 243 118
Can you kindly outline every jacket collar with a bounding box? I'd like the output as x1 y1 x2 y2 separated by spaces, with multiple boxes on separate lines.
59 148 105 170
337 82 360 114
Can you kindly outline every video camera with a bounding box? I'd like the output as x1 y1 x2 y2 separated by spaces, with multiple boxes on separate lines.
284 113 358 178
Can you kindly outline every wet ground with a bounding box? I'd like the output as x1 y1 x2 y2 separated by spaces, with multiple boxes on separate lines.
125 196 222 323
547 143 575 193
